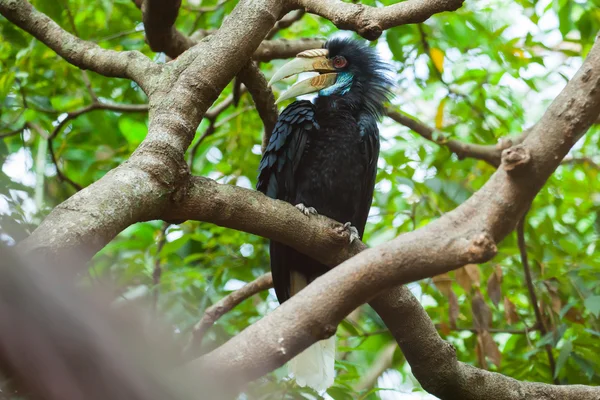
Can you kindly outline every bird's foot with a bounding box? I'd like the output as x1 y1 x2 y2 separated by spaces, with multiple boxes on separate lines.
295 203 318 216
336 222 360 243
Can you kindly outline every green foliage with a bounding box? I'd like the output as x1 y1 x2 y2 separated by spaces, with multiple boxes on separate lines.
1 0 599 398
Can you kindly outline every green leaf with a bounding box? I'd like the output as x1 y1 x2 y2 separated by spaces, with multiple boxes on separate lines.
118 117 147 146
584 295 600 318
554 340 572 379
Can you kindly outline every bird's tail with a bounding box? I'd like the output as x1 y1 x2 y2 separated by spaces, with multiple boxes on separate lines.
288 271 336 393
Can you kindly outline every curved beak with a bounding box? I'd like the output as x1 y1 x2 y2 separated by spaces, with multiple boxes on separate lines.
269 48 338 104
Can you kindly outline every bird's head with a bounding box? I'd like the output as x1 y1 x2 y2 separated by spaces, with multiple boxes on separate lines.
268 37 393 117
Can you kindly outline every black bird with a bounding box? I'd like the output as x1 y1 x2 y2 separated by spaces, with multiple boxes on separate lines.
257 38 393 391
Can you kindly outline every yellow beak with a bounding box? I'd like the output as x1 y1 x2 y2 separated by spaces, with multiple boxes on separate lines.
268 48 338 104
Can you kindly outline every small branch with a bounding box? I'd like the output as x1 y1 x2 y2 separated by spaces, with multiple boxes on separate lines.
434 324 538 335
0 124 27 139
182 0 231 13
296 0 465 40
517 215 558 383
354 342 396 392
188 91 246 169
141 0 195 59
49 102 148 140
254 38 325 62
185 273 273 353
0 0 161 93
152 223 169 314
237 62 278 151
561 156 600 170
385 108 527 167
265 10 305 40
47 138 83 191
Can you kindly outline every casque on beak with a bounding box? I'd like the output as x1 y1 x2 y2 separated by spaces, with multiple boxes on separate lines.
268 48 338 104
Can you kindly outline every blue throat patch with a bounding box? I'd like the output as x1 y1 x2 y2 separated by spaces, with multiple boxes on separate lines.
319 72 354 96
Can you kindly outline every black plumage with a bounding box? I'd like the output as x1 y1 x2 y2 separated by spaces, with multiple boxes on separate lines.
257 38 393 303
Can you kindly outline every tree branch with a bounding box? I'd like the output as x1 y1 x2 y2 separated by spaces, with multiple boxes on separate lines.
370 286 600 400
296 0 465 40
385 108 527 167
237 62 278 150
354 342 397 392
179 35 600 387
0 0 161 93
517 215 558 383
185 273 273 354
49 102 148 140
140 0 196 59
265 10 305 39
254 38 326 62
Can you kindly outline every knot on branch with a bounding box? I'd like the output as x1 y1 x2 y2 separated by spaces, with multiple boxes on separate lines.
466 232 497 262
501 144 531 174
359 23 383 40
321 324 337 339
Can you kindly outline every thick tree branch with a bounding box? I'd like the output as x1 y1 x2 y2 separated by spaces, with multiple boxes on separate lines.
370 286 600 400
385 108 527 167
296 0 465 40
0 0 161 93
186 273 273 353
180 36 600 387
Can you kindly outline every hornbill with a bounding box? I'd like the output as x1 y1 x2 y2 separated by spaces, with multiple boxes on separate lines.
257 38 393 392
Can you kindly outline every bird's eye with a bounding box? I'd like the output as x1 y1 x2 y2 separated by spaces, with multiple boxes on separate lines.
332 56 347 69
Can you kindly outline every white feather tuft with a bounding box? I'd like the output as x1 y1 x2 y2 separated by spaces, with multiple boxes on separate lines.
289 335 336 393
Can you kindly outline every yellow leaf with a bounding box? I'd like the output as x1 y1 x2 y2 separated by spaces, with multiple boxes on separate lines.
513 48 525 58
430 47 444 73
435 98 446 129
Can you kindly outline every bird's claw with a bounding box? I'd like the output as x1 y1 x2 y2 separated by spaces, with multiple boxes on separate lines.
337 222 360 243
295 203 318 216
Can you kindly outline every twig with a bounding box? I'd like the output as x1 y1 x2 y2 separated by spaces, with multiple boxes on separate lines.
47 138 83 191
253 38 326 62
517 214 558 384
49 102 148 140
152 222 169 314
385 108 527 167
185 273 273 354
561 156 600 170
237 62 278 152
354 342 397 392
0 124 27 139
60 0 98 102
265 10 305 40
188 91 246 169
139 0 195 58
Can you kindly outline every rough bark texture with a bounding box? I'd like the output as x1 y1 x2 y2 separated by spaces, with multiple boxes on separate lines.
296 0 465 40
3 0 599 398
